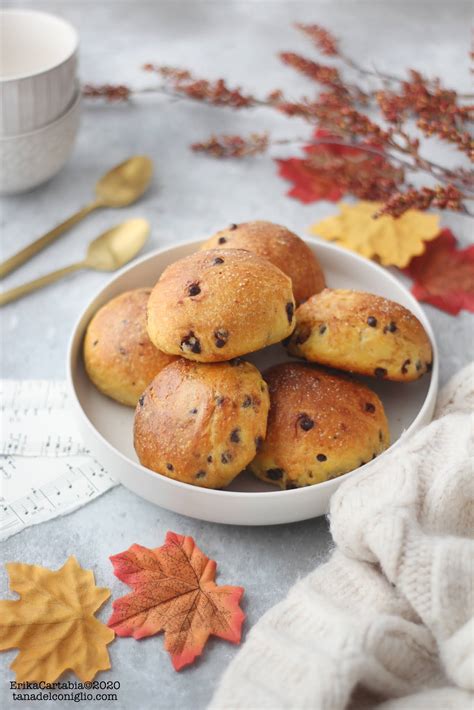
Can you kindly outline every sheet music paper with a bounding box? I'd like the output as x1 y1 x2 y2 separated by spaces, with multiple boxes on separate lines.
0 380 117 541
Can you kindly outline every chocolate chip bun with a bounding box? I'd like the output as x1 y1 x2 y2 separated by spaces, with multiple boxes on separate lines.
147 249 295 362
83 289 177 407
287 289 433 382
134 359 270 488
200 221 325 304
249 363 389 489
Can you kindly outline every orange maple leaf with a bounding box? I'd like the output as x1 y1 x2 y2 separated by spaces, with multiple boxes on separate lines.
0 556 114 682
108 532 245 671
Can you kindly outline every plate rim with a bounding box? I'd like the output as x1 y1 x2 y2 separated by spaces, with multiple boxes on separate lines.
66 237 439 501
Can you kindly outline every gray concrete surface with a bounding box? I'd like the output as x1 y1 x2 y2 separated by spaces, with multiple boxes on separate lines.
1 2 472 709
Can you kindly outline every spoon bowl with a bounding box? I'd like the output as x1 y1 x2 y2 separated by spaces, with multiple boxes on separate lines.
85 218 150 271
95 156 154 208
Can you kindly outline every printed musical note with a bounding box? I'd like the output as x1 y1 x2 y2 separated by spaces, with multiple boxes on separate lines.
0 381 117 541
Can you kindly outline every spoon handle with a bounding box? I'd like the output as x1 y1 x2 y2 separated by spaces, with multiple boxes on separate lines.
0 201 100 279
0 262 84 306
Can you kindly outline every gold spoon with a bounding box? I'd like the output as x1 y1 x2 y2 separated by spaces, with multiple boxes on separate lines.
0 218 150 306
0 156 153 279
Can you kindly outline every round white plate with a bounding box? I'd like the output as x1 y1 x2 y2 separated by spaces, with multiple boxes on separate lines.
67 239 438 525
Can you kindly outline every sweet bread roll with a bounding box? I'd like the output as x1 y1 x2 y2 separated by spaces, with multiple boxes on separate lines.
200 220 325 304
287 289 433 382
147 248 295 362
249 362 389 489
84 289 177 406
134 358 270 488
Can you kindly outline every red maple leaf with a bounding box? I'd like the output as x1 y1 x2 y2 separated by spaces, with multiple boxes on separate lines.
108 532 245 671
404 228 474 315
276 129 403 203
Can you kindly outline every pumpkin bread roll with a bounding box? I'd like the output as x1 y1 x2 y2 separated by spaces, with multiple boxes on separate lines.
84 289 177 407
147 248 295 362
287 289 433 382
249 362 390 489
200 220 325 304
134 358 270 488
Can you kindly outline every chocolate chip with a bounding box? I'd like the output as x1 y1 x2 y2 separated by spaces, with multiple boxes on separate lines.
229 223 238 230
181 332 201 354
215 396 225 406
166 463 174 471
365 402 375 413
188 282 201 296
298 414 314 431
286 302 294 324
401 359 411 375
359 460 366 467
319 325 327 334
384 321 397 333
218 237 227 244
195 470 206 479
119 346 127 355
316 453 327 462
286 482 298 490
367 316 377 327
426 361 433 372
295 327 310 345
242 395 252 408
138 395 145 406
190 408 198 414
372 453 377 460
266 468 284 480
282 336 291 347
374 367 387 378
207 455 213 463
92 340 99 346
416 360 422 371
221 451 232 464
214 328 228 348
255 436 263 452
230 428 240 443
213 256 224 265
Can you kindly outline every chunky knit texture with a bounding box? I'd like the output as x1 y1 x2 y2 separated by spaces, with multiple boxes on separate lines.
210 364 474 710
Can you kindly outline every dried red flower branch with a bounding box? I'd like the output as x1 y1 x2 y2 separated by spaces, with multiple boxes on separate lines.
295 24 339 56
83 24 474 217
82 84 131 102
375 185 465 218
192 133 269 158
143 64 256 108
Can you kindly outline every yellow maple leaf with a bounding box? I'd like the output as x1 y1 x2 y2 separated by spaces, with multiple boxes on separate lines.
309 201 440 268
0 556 114 682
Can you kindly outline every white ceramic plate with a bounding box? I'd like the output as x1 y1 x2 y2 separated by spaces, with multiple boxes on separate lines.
67 239 438 525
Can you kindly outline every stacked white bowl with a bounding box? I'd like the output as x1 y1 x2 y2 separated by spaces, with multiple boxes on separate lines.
0 9 81 195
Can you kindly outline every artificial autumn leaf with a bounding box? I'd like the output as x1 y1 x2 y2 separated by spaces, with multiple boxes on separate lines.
404 228 474 315
0 556 114 682
276 129 403 204
108 532 245 671
310 200 440 267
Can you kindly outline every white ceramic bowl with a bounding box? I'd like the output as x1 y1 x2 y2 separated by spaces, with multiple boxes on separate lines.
67 239 438 526
0 86 80 195
0 9 78 135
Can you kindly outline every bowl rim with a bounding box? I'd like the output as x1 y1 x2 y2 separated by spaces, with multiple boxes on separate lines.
0 83 81 141
67 237 439 500
0 9 78 83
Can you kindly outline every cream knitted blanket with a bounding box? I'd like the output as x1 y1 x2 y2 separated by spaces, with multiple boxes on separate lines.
210 364 474 710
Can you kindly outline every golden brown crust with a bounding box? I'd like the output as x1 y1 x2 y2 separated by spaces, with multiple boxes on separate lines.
147 248 295 362
83 289 177 407
287 289 433 382
134 359 270 488
249 362 390 489
200 221 325 304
